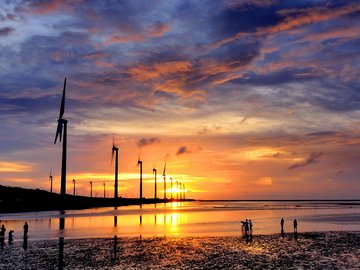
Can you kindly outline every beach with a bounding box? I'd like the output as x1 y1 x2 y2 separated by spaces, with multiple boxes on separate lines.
0 231 359 269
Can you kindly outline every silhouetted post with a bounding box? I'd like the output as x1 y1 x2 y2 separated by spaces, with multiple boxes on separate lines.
183 184 185 200
179 182 182 200
170 178 173 200
90 181 93 198
153 168 157 200
103 182 106 198
281 218 284 237
73 179 76 196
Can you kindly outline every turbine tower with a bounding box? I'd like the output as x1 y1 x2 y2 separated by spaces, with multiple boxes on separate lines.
176 181 179 200
111 143 119 199
183 184 186 200
170 178 173 200
54 78 68 197
163 163 167 200
90 181 93 198
137 155 143 201
49 170 53 193
153 168 157 200
72 179 76 196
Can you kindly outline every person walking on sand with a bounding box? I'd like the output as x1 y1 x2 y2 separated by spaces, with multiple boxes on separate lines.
281 218 285 237
245 219 249 238
0 224 6 249
8 230 14 245
293 219 298 233
23 222 29 238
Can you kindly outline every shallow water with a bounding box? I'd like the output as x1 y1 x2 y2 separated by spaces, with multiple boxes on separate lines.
0 201 359 240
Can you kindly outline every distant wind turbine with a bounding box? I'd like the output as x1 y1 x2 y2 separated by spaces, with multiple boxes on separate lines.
103 182 106 198
137 154 143 201
153 168 157 200
54 78 68 196
183 184 186 200
176 181 179 200
170 177 173 200
163 162 166 200
90 181 93 198
111 142 119 199
49 170 53 193
72 179 76 196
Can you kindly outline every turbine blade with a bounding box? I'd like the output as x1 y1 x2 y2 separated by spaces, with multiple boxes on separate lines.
163 162 166 175
111 148 115 166
59 78 66 119
54 122 63 144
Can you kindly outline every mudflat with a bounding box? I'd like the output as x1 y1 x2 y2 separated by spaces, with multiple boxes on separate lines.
0 232 359 269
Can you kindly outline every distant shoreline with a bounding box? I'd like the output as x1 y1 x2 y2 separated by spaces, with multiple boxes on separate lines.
0 185 194 214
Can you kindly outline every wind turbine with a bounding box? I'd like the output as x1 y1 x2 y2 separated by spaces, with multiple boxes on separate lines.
54 78 68 196
179 182 182 200
49 170 53 193
137 154 143 201
90 181 93 198
183 184 185 201
111 142 119 199
163 162 166 200
72 179 76 196
153 168 157 200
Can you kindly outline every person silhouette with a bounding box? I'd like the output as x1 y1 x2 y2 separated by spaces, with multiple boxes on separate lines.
293 219 298 240
281 218 285 237
8 230 14 245
293 219 297 233
23 222 29 238
0 224 6 249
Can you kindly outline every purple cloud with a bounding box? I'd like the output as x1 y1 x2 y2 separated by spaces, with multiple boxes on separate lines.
288 152 323 170
137 137 161 147
0 27 15 36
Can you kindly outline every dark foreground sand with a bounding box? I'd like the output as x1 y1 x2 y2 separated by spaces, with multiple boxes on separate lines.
0 232 359 269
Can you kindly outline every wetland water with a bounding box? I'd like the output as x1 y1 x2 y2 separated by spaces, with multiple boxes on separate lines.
1 201 359 240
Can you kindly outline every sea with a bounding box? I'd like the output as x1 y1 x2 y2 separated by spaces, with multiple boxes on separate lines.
0 201 359 240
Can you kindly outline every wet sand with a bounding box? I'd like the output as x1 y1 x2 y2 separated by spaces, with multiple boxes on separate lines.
0 232 359 269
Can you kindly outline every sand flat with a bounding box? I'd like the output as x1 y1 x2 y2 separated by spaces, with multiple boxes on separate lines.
0 232 359 269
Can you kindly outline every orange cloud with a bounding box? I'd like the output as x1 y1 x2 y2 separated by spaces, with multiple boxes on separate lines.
0 161 34 172
105 23 169 46
211 3 360 49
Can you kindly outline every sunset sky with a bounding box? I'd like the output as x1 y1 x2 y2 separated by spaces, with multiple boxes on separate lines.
1 0 360 199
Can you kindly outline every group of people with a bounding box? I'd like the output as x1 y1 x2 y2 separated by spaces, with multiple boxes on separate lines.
0 222 29 249
280 218 298 239
241 219 253 241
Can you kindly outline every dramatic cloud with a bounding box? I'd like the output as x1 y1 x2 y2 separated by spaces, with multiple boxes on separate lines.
137 137 161 147
0 1 359 199
288 152 324 170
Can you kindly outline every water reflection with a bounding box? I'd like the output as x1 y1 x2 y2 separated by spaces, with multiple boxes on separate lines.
2 201 360 240
59 211 65 270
